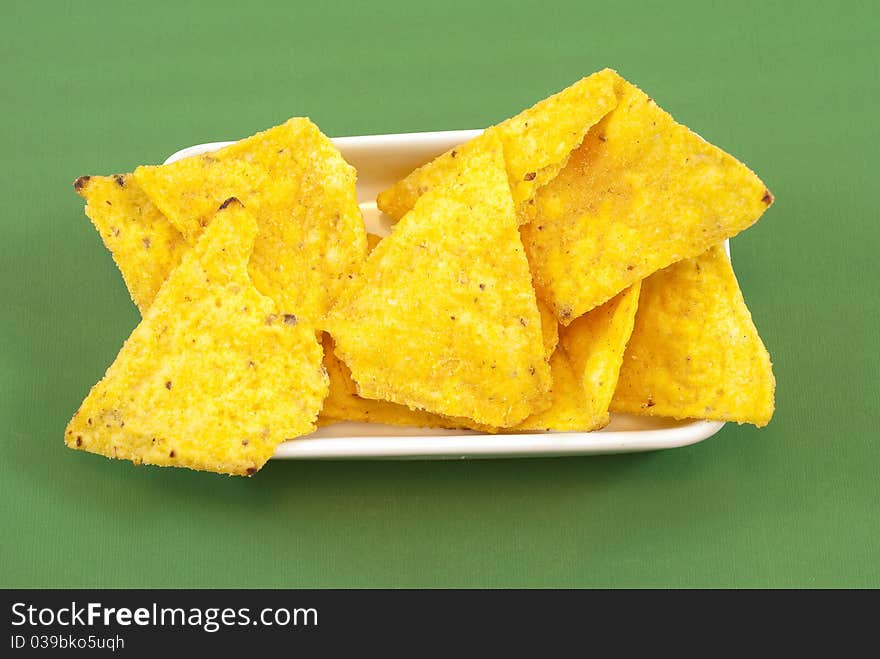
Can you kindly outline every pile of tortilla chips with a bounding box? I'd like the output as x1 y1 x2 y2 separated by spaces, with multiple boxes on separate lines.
67 69 775 476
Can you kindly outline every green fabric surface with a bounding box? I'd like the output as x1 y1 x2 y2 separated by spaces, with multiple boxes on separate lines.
2 0 878 588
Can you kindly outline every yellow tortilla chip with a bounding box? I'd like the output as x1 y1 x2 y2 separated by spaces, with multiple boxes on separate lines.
133 118 367 321
65 199 328 475
611 245 775 426
537 299 559 361
321 237 461 429
74 174 188 313
321 335 450 428
521 74 773 324
377 68 619 220
327 136 551 427
557 283 641 427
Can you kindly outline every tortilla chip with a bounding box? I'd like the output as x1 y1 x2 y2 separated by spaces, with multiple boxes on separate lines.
327 136 551 427
557 283 641 426
133 118 367 321
377 68 619 220
321 335 450 428
321 237 460 428
323 234 494 430
65 199 328 475
521 75 773 324
74 174 188 313
537 299 559 361
611 245 775 427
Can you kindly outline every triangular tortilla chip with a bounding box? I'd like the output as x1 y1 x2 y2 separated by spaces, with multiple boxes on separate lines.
327 136 551 427
377 68 619 221
520 74 773 324
322 235 556 431
65 199 328 475
74 174 188 313
133 118 367 321
611 245 775 427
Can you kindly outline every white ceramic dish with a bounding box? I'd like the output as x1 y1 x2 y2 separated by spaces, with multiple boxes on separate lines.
164 129 725 460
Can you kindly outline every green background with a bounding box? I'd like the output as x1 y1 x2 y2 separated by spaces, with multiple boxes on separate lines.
3 0 878 588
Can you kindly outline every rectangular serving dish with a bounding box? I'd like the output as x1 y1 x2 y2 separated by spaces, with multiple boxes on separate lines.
165 129 725 460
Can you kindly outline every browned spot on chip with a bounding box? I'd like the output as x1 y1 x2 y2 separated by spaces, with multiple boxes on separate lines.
165 381 172 390
219 196 239 210
76 436 82 447
246 467 257 475
283 314 298 326
73 175 91 192
761 190 773 205
114 174 125 187
169 450 176 458
523 172 537 181
142 237 151 249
